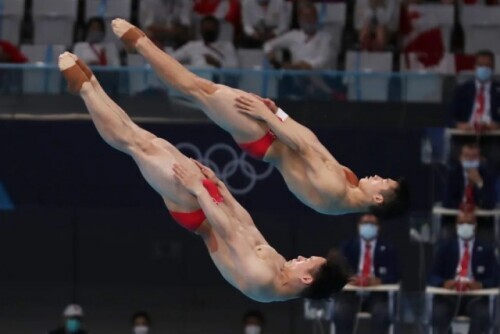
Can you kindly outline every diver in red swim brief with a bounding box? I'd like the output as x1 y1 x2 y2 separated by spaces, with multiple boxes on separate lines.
112 19 409 219
237 108 288 159
60 51 348 302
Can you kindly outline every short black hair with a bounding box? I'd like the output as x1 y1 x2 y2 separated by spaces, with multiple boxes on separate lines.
301 251 349 300
476 50 495 68
200 15 220 29
85 16 106 35
242 310 265 325
131 311 151 325
369 178 410 220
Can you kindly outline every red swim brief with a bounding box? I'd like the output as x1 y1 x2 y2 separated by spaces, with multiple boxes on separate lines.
169 209 207 231
169 179 224 231
238 130 277 160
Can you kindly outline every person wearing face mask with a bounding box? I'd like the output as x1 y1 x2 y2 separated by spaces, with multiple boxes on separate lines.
131 311 151 334
451 49 500 132
242 310 265 334
241 0 289 48
443 143 496 211
333 214 399 334
47 304 87 334
264 3 332 70
73 17 120 66
171 16 238 69
428 211 499 334
263 3 334 98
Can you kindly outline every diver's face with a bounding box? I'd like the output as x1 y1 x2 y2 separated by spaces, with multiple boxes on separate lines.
358 175 398 203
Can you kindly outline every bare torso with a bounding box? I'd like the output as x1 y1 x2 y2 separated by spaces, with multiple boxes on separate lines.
193 201 288 303
198 85 354 215
265 142 356 215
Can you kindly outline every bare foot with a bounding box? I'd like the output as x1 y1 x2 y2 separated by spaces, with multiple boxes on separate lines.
111 18 145 52
58 52 90 94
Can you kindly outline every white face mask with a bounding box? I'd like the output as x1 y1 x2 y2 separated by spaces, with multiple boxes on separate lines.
133 325 149 334
457 224 475 240
461 159 480 170
245 325 262 334
359 223 378 240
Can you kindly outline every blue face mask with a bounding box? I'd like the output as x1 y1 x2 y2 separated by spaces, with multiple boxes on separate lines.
461 159 480 170
476 66 492 82
66 318 81 333
457 223 475 240
359 223 378 240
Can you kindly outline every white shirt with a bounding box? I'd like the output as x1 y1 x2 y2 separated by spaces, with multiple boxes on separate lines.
457 238 474 280
358 238 377 276
172 40 238 68
140 0 192 28
242 0 289 36
73 42 120 66
263 29 333 69
469 80 492 124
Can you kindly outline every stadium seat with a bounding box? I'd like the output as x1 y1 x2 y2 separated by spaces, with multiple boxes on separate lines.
0 0 25 45
315 2 346 52
236 49 277 98
85 0 132 42
127 53 166 95
345 51 393 101
461 5 500 53
399 53 454 102
237 48 264 95
32 0 78 46
20 44 66 94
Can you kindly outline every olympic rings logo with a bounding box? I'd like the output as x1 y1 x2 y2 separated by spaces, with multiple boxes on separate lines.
175 142 274 195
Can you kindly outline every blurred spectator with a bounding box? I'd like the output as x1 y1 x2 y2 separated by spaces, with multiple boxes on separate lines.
333 214 399 334
264 3 335 99
241 0 289 48
451 50 500 132
132 311 151 334
242 310 265 334
139 0 193 49
355 0 398 51
48 304 87 334
0 40 28 63
443 143 497 210
172 16 238 68
73 17 120 66
264 3 332 70
429 211 499 334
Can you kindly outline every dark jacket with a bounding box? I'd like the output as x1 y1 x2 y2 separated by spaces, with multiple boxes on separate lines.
450 80 500 125
340 237 400 284
443 160 497 209
428 237 499 288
